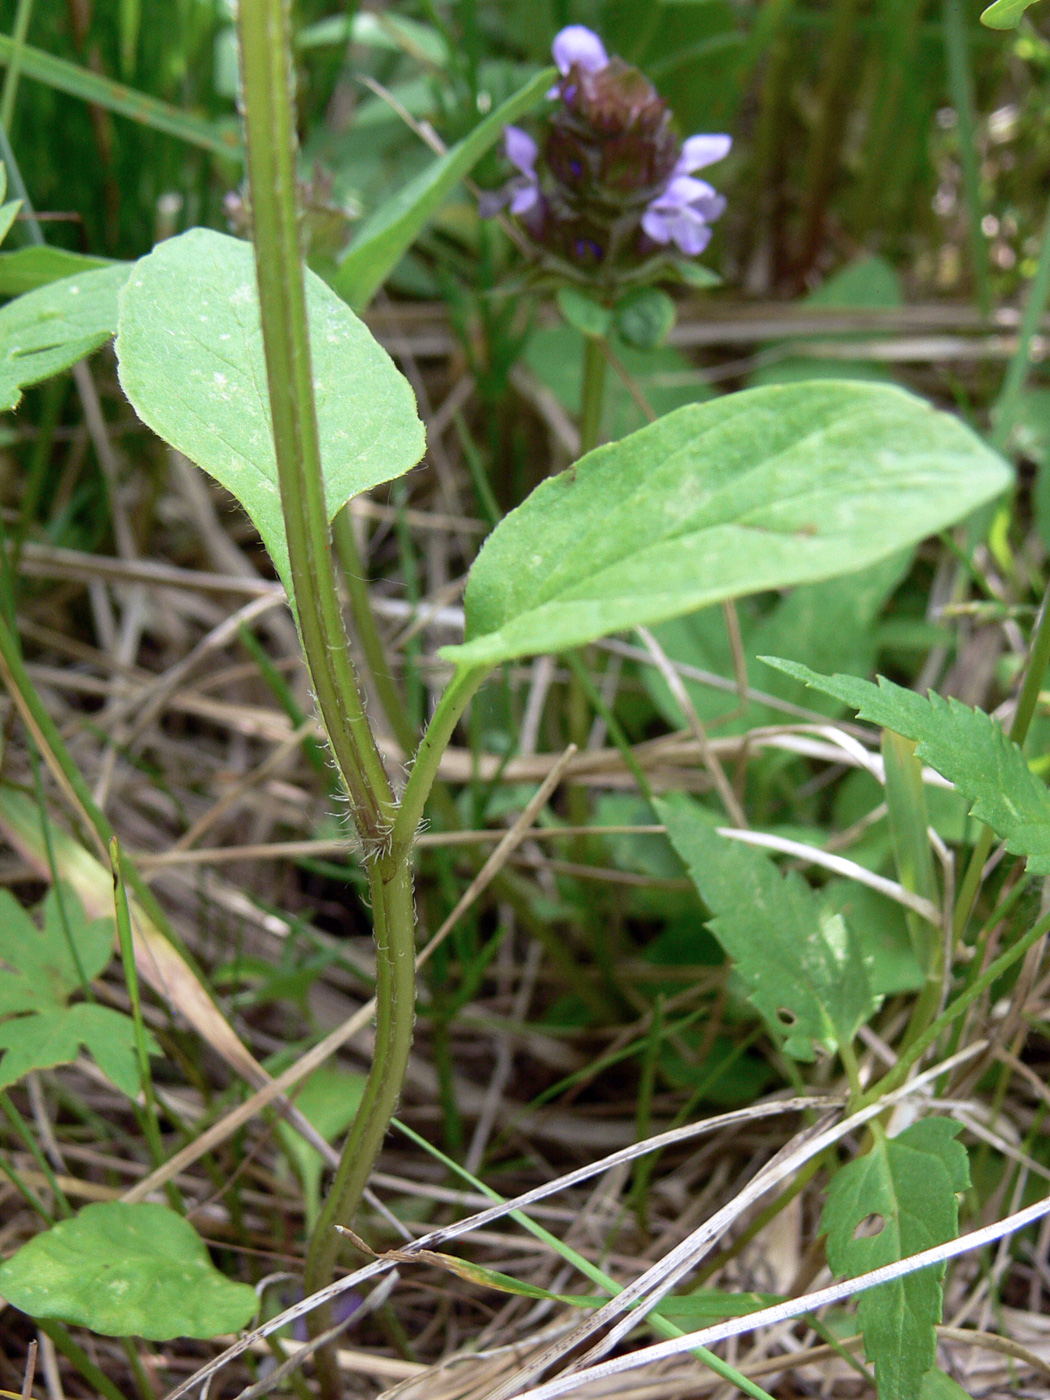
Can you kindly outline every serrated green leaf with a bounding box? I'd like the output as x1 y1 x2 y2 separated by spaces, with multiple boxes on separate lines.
333 67 554 309
115 228 424 592
0 247 117 296
0 1003 147 1096
0 884 113 1015
277 1065 366 1228
0 883 155 1095
0 1202 258 1339
762 660 1050 873
822 1120 970 1400
980 0 1041 27
656 794 878 1058
0 263 128 412
441 382 1010 672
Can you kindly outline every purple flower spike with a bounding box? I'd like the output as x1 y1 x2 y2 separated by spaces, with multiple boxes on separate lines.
552 25 609 76
674 133 732 177
642 174 727 256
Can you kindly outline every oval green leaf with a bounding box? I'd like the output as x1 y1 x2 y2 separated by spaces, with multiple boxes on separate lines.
115 228 425 592
442 382 1011 672
0 1201 258 1339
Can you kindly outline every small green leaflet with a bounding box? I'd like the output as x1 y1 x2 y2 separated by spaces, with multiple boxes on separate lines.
918 1370 972 1399
115 228 425 593
762 660 1050 873
447 1263 779 1321
0 263 128 412
0 883 156 1096
0 247 117 297
333 67 554 309
981 0 1042 27
442 382 1010 673
822 1120 970 1400
657 794 878 1059
557 287 612 339
0 1202 258 1339
614 287 676 351
277 1065 366 1228
0 197 21 247
296 10 449 64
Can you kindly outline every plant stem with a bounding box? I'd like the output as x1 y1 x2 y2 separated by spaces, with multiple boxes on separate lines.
860 904 1050 1110
37 1322 131 1400
953 577 1050 940
110 837 178 1206
568 337 609 831
332 506 418 757
943 0 991 317
0 610 188 961
302 856 416 1398
236 9 422 1395
390 665 487 860
236 0 394 847
992 187 1050 449
579 334 607 457
0 0 35 132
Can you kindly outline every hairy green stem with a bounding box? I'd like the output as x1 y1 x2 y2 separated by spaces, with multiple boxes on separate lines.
237 0 394 846
236 10 422 1395
302 857 416 1398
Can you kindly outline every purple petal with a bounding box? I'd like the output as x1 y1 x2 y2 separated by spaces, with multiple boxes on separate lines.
552 25 609 76
652 175 719 212
641 208 673 245
504 125 538 177
693 191 727 222
664 208 714 256
291 1290 362 1342
674 134 732 175
509 181 540 216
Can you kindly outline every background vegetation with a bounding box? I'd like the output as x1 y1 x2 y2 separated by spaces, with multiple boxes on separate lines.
3 1 1050 1398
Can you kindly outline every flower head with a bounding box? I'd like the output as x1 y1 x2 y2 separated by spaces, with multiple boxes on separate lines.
482 24 731 280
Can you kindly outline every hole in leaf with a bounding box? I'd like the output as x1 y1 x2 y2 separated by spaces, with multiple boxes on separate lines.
852 1213 886 1241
